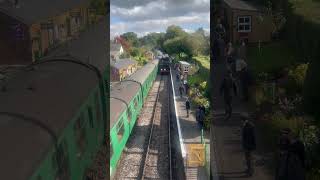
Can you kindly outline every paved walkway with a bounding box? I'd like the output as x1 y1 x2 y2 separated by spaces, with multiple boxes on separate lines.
170 69 210 180
210 59 274 180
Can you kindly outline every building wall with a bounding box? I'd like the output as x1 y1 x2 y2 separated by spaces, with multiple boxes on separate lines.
30 5 89 61
220 1 274 44
0 4 91 64
231 9 274 43
145 52 154 60
0 12 32 65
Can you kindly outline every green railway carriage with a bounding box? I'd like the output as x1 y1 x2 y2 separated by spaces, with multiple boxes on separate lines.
0 20 109 180
110 59 159 177
0 59 107 180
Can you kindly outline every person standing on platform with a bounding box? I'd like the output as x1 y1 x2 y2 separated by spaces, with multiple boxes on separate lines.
185 83 189 95
179 85 184 98
186 98 190 118
199 106 205 129
241 113 256 176
200 105 206 115
239 66 252 102
287 134 306 180
276 128 291 180
220 70 238 120
196 106 201 126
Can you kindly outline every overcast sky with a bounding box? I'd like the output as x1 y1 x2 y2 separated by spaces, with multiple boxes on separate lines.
110 0 210 38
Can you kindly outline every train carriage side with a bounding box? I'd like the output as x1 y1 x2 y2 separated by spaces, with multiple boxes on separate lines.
110 59 159 177
0 60 107 180
0 19 109 180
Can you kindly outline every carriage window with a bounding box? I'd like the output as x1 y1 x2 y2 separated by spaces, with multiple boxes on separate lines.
88 107 94 128
134 97 139 109
95 92 102 124
74 115 86 158
110 142 114 158
127 107 132 122
117 119 125 141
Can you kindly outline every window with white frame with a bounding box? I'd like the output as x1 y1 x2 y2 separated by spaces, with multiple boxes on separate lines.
237 16 251 32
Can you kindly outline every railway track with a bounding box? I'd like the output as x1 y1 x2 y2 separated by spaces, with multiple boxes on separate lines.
114 75 172 180
141 75 172 180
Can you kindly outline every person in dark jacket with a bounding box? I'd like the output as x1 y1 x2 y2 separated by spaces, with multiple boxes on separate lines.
276 128 292 180
186 98 190 117
185 83 189 95
220 70 237 120
287 135 306 180
179 86 184 98
241 113 256 176
199 107 205 129
200 105 206 115
196 106 200 122
239 66 252 102
196 106 201 128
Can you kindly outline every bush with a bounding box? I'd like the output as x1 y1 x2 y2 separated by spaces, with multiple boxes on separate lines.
301 122 320 175
258 111 305 149
285 63 308 95
199 81 207 91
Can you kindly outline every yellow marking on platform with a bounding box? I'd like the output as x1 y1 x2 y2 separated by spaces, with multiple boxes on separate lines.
186 144 205 167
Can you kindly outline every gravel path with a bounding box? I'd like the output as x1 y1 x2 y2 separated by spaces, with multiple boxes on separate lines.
114 76 170 180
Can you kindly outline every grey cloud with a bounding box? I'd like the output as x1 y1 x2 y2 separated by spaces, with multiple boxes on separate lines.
110 0 209 22
110 12 209 38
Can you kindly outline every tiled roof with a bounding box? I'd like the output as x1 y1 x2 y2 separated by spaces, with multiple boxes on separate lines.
111 58 136 70
223 0 258 11
0 0 91 25
110 43 122 52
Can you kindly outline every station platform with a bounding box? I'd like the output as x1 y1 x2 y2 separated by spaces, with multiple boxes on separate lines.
170 69 210 180
209 60 274 180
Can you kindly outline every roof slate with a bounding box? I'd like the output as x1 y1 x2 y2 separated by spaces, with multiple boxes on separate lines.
223 0 258 11
111 58 136 70
110 43 122 52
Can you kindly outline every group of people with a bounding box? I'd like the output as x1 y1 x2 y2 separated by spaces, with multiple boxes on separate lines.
177 75 189 98
214 22 306 179
176 69 204 126
176 70 192 118
276 128 306 180
240 115 307 179
219 40 253 120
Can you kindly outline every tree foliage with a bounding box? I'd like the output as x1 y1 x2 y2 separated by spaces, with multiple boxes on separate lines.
115 36 131 52
139 32 165 50
162 26 209 58
118 25 209 61
121 32 140 47
165 25 188 40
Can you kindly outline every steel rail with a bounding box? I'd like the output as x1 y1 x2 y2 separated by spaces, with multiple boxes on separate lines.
140 75 163 180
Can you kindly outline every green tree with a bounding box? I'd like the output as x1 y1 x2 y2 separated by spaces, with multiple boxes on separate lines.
163 36 196 58
192 28 209 55
165 25 187 40
121 32 140 47
130 47 141 57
